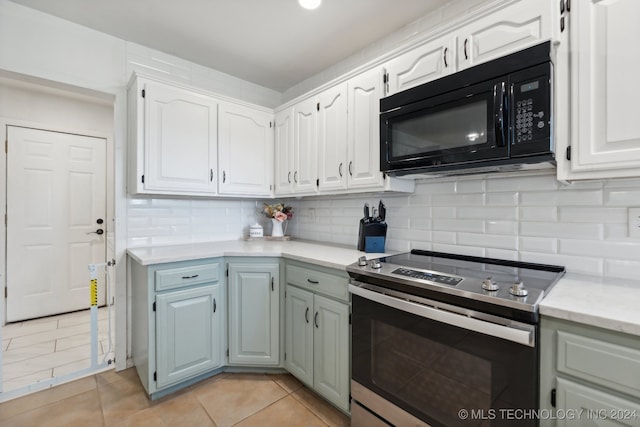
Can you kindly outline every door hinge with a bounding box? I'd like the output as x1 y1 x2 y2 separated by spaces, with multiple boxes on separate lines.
551 388 556 407
152 301 156 312
4 213 6 226
153 371 157 381
284 352 287 361
226 265 229 277
566 146 571 161
383 73 388 84
270 121 273 128
316 178 319 188
226 348 229 357
271 277 274 291
349 313 352 325
142 89 146 98
4 287 7 298
141 174 145 184
4 138 7 153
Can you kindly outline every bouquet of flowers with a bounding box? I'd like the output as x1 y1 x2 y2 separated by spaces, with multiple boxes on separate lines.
263 203 294 222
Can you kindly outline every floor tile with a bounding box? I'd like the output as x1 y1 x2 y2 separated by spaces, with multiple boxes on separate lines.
7 323 90 349
235 395 327 427
1 369 54 392
0 375 97 422
150 390 214 427
52 358 92 378
271 373 304 394
2 341 56 364
98 369 151 425
194 373 288 427
292 387 350 427
1 319 59 340
104 407 164 427
0 388 104 427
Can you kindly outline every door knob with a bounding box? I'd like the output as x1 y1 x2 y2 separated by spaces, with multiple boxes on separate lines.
87 229 104 235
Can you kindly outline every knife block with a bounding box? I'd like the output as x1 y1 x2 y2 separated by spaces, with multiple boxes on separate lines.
357 220 387 252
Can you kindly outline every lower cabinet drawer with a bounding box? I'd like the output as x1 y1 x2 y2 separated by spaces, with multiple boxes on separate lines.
286 264 348 302
155 263 219 291
557 330 640 400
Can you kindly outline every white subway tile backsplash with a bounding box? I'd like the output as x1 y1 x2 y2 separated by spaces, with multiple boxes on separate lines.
127 173 640 282
558 207 627 223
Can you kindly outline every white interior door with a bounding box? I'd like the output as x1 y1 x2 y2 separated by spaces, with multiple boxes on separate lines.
6 126 106 322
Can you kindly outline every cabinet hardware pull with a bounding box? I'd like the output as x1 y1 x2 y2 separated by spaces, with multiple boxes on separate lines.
307 278 319 284
464 38 469 60
181 274 199 279
348 161 353 176
213 298 217 313
210 169 213 182
443 47 448 67
338 162 343 177
305 307 309 323
223 170 226 183
314 312 319 328
271 277 274 291
294 171 298 183
288 171 291 183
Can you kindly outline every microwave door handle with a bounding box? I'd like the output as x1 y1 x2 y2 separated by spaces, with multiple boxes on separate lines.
494 81 507 147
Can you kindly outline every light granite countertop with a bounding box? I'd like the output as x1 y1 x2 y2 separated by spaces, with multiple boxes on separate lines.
126 239 390 270
128 240 640 337
540 273 640 336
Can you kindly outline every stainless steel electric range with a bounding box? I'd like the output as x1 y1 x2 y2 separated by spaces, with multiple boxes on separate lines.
347 250 565 427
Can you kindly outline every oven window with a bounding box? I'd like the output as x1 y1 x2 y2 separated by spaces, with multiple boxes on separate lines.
390 100 488 158
352 294 538 427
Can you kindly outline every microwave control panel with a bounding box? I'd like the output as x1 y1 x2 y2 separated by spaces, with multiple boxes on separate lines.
512 75 550 145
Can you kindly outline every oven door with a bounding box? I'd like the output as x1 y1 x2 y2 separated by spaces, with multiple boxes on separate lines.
350 282 539 427
380 77 509 173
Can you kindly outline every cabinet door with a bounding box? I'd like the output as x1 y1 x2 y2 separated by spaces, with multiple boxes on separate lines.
384 35 456 96
568 0 640 176
218 103 274 196
275 108 295 196
347 68 385 189
556 378 640 427
144 81 217 194
456 0 550 70
155 284 221 389
293 97 319 194
317 83 348 192
313 295 350 413
284 285 314 387
228 263 280 365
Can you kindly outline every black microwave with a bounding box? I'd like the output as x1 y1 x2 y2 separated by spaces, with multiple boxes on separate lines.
380 42 555 176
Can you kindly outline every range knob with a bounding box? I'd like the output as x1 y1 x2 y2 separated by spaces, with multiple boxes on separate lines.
358 256 367 267
370 259 382 270
481 277 499 291
509 281 528 297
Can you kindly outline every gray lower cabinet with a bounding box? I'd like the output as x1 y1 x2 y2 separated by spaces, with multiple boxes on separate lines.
130 257 224 397
284 261 350 413
540 316 640 427
227 259 280 366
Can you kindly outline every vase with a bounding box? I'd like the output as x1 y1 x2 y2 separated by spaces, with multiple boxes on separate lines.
271 218 285 237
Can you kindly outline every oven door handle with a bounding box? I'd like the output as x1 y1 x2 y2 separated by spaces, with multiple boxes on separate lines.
349 283 535 347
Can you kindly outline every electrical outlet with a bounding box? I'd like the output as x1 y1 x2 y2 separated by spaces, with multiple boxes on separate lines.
629 208 640 238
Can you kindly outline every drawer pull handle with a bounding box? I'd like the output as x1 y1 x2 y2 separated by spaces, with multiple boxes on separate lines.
181 274 199 279
307 278 319 284
314 312 319 328
305 307 309 323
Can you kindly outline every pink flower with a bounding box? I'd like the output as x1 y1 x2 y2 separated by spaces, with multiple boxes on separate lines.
274 211 288 222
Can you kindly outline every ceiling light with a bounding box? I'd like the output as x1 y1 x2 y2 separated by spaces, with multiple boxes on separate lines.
299 0 321 10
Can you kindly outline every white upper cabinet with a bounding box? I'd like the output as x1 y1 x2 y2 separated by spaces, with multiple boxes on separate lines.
129 77 218 196
218 102 274 197
557 0 640 180
274 108 295 196
384 35 457 96
317 83 348 192
347 68 385 189
455 0 551 71
293 97 320 195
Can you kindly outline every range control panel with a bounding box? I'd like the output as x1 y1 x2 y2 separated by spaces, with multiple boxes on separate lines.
392 268 462 286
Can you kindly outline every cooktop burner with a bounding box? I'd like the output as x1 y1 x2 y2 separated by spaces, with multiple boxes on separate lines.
347 249 565 323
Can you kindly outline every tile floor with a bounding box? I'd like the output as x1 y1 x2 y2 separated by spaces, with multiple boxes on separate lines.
2 307 115 391
0 368 351 427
